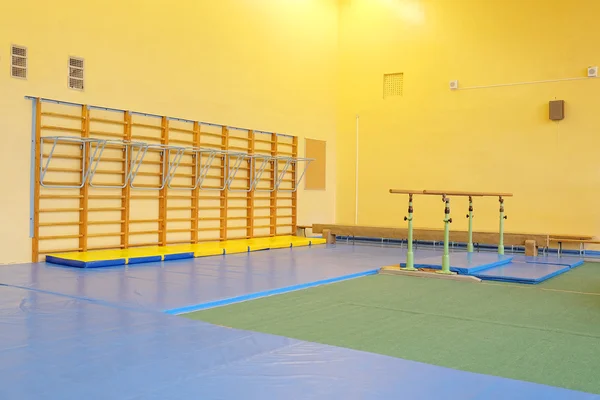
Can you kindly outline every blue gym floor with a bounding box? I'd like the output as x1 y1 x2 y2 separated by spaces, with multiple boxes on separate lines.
0 244 595 399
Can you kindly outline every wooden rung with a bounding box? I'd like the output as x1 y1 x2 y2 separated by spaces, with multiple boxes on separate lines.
89 207 125 212
40 247 83 254
276 224 292 227
42 153 81 160
227 217 247 221
229 206 250 210
46 167 83 173
199 217 224 221
278 151 293 156
229 146 248 152
255 139 275 144
39 234 83 240
168 218 192 222
41 126 82 133
227 227 247 230
198 206 224 210
39 221 82 227
131 122 161 130
88 232 125 238
168 127 194 134
40 194 83 199
129 230 162 235
131 184 164 189
87 244 126 250
166 240 194 245
41 112 83 120
196 237 220 242
278 206 293 209
88 194 125 199
167 228 194 233
170 173 194 178
168 206 195 210
227 235 251 240
131 195 162 200
130 135 162 143
129 242 160 247
88 220 125 225
168 195 192 199
199 131 223 138
253 216 271 220
40 181 83 187
89 117 126 125
277 215 295 218
40 207 83 213
168 139 193 145
88 131 126 139
201 186 226 190
130 219 162 223
198 227 220 231
198 196 222 200
253 224 273 229
169 184 197 189
135 171 162 177
228 135 251 141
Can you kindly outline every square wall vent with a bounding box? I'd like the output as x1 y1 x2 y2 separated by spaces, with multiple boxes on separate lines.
68 56 84 90
11 45 27 79
383 73 403 98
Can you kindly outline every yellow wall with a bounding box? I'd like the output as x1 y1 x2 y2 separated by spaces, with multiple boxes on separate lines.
336 0 600 237
0 0 338 263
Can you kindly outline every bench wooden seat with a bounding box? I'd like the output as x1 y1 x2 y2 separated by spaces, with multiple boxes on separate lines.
312 224 549 249
548 237 599 255
296 225 313 237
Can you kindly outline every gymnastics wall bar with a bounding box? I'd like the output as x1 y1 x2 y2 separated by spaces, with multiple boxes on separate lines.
389 189 513 273
28 96 310 261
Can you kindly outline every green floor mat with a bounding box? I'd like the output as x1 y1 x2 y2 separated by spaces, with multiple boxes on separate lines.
184 262 600 394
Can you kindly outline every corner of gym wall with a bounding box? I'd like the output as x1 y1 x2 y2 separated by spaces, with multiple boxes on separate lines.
336 0 600 236
0 0 338 264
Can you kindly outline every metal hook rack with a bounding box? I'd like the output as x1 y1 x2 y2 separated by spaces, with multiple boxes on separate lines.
275 156 314 192
225 152 252 191
87 140 147 189
39 136 313 192
40 136 106 189
250 154 275 192
128 143 186 190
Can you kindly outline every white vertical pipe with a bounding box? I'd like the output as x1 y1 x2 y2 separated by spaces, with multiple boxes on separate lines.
355 114 359 225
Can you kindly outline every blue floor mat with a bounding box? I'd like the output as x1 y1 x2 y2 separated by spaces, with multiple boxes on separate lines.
403 252 513 274
474 262 572 284
0 285 596 400
511 255 584 268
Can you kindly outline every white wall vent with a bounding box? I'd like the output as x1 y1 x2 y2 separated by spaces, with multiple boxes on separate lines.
68 57 84 90
11 45 27 79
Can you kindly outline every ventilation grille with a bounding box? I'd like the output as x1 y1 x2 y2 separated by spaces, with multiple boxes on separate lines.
383 73 403 98
68 57 84 90
11 45 27 79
